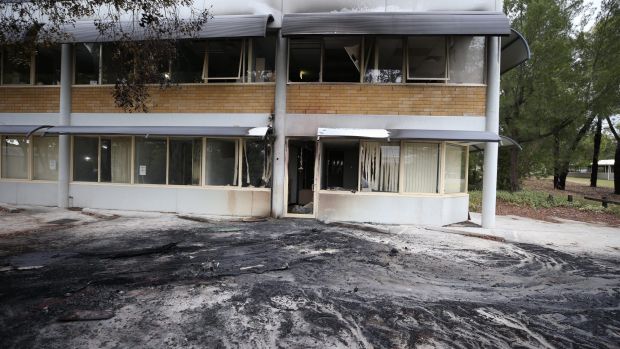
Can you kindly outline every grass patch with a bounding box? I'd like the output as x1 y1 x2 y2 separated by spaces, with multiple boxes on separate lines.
566 177 615 188
468 189 620 217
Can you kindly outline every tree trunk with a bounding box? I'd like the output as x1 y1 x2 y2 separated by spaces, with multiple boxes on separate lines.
552 134 567 190
614 141 620 195
554 165 569 190
509 147 520 191
590 116 602 187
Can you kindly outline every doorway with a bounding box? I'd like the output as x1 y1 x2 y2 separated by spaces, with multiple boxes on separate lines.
286 139 316 216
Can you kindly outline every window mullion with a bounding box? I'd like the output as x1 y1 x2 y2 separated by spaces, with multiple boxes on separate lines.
398 140 404 194
237 139 242 187
165 136 170 185
319 40 324 83
440 142 446 194
97 137 101 182
130 136 135 184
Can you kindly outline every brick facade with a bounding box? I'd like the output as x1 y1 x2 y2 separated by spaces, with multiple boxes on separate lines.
72 84 275 113
0 86 60 113
1 84 485 116
286 84 486 116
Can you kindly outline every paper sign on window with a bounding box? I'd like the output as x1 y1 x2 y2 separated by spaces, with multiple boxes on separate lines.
49 159 57 170
139 165 147 176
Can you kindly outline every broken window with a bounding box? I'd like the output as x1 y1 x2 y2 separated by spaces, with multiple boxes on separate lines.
364 37 403 83
1 136 29 179
203 40 243 82
360 142 400 193
100 137 131 183
2 47 30 84
321 140 359 191
407 36 447 81
173 40 206 83
168 137 202 186
444 144 467 193
402 142 440 193
288 39 321 82
134 137 167 185
35 46 61 85
73 136 99 182
242 139 271 188
75 43 101 85
323 37 361 82
449 36 485 84
250 36 276 82
33 136 58 180
205 139 237 186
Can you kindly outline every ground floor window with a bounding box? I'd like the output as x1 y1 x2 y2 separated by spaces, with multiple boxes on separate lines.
444 144 467 193
321 140 359 191
319 140 468 195
1 136 29 179
360 141 400 193
65 135 272 188
33 136 58 181
402 142 440 193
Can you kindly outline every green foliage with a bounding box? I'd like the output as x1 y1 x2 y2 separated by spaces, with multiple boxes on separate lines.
469 189 620 216
497 0 620 190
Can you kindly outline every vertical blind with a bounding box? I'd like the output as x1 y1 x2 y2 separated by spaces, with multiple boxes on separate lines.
402 142 439 193
444 144 466 193
360 141 400 193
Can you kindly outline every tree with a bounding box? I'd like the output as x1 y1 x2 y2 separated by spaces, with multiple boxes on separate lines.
501 0 585 190
0 0 210 112
606 117 620 194
590 116 603 186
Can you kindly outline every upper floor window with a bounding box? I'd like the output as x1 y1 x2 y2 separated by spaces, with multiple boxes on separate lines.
407 36 448 81
75 43 101 85
203 40 244 82
289 35 485 85
1 47 31 85
364 37 404 83
35 46 61 85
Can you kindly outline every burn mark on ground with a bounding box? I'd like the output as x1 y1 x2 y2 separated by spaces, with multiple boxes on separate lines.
0 218 618 348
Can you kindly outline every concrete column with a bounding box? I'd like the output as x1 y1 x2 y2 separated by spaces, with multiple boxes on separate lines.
271 30 288 217
481 37 501 228
57 43 72 208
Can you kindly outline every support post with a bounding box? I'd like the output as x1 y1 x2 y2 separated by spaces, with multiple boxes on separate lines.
271 30 288 217
57 43 72 208
482 36 500 228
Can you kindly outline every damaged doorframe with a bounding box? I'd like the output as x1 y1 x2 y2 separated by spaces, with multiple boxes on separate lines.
283 137 319 218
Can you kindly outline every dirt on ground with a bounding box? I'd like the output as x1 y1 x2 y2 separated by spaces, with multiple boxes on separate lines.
524 178 620 201
0 209 618 348
496 201 620 226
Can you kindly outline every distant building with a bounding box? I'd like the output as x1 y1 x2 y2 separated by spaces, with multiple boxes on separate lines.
0 0 528 227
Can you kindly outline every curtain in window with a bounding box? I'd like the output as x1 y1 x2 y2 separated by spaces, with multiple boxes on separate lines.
110 137 131 183
402 142 439 193
1 136 29 179
33 136 58 180
242 140 271 188
444 144 467 193
360 141 400 193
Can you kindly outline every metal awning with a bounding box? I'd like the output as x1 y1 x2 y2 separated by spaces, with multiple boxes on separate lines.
62 15 274 43
282 12 511 37
501 29 531 74
317 128 501 143
44 126 270 138
470 136 522 152
0 125 51 137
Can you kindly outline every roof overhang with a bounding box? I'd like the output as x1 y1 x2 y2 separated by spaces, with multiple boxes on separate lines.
61 15 274 43
317 128 501 143
0 125 52 137
282 12 511 37
43 126 270 138
501 28 531 74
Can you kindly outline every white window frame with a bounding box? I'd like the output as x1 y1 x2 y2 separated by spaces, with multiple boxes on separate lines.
202 40 245 81
405 36 449 82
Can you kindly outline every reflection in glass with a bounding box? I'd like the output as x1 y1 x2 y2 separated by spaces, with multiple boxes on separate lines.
75 43 101 85
288 39 321 82
100 137 131 183
364 38 403 83
1 136 29 179
169 137 202 185
407 36 447 80
33 136 58 180
206 139 237 186
73 136 99 182
134 137 167 184
444 144 467 193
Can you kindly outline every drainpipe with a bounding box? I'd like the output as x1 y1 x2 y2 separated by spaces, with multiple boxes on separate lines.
271 30 287 217
481 37 500 229
57 43 72 208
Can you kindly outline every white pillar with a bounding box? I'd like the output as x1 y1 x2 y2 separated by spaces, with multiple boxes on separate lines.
482 36 501 228
57 43 72 208
271 30 288 217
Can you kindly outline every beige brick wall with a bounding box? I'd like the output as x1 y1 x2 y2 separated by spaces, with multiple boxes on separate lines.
0 86 60 113
287 84 486 116
72 84 275 113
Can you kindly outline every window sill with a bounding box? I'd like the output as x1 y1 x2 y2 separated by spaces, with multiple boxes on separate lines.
69 181 271 191
287 82 486 87
71 82 277 88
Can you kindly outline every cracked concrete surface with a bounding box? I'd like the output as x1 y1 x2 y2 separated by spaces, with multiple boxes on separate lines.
0 207 618 348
